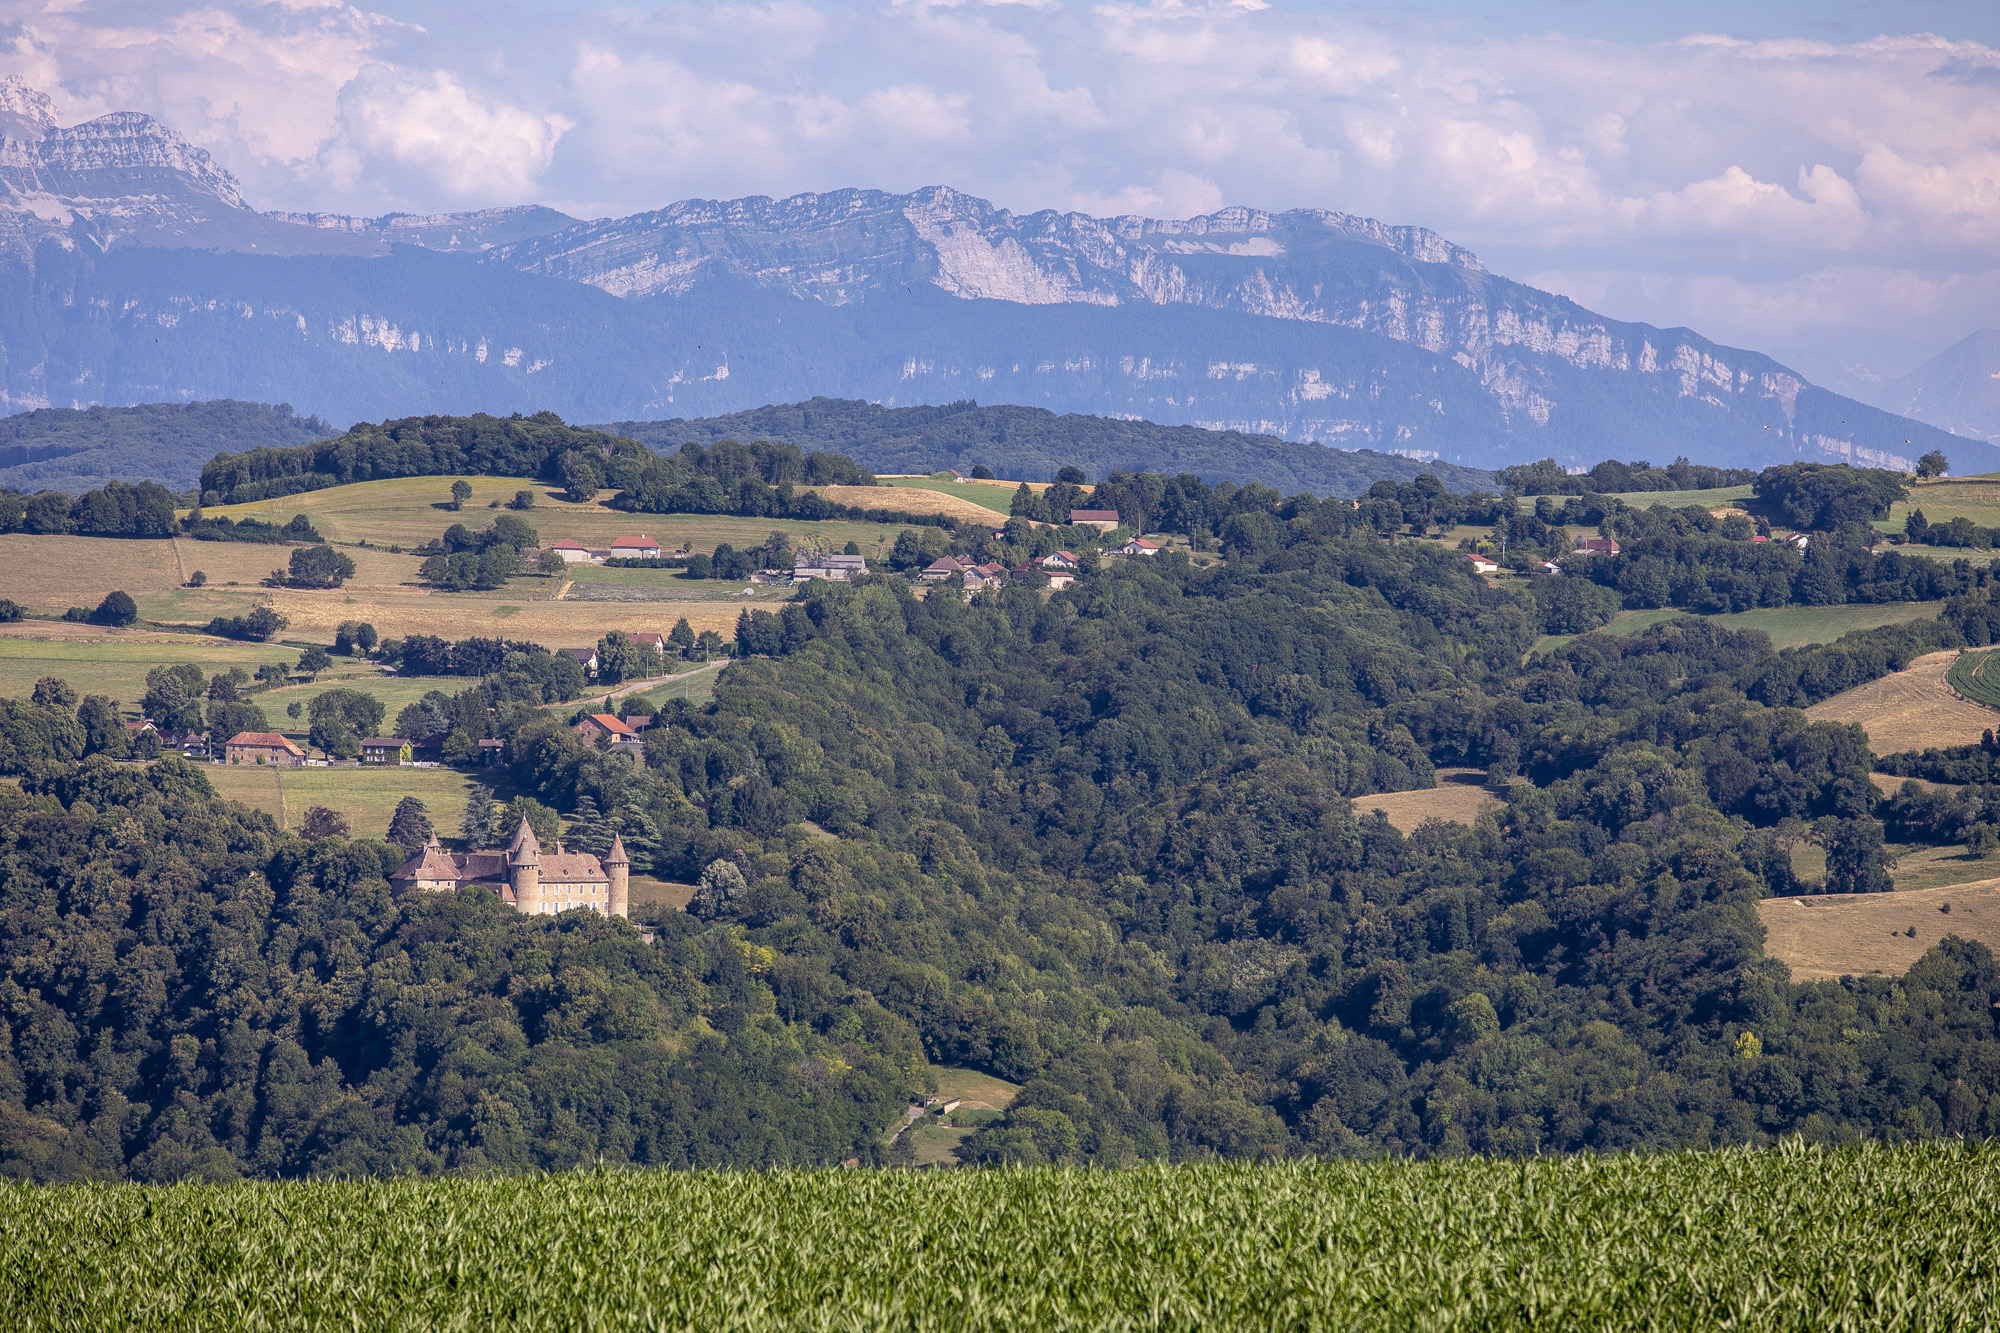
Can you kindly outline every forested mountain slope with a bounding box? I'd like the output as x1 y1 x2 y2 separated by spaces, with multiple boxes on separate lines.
0 401 332 494
7 487 2000 1177
603 399 1496 496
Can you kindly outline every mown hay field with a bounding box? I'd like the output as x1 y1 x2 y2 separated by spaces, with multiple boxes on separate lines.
874 477 1020 516
1806 650 2000 753
1878 477 2000 538
1357 770 1505 833
200 475 930 554
1596 484 1754 510
0 534 423 614
205 763 479 838
6 1145 2000 1330
1756 880 2000 982
821 483 1011 524
260 585 751 645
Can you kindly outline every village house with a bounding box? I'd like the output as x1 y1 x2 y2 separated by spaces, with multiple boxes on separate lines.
963 562 1008 590
921 556 967 582
224 731 306 766
1574 537 1621 556
360 737 412 765
573 712 637 744
1045 569 1076 590
558 647 599 677
794 553 868 581
629 631 672 656
1040 551 1079 570
1465 553 1500 574
546 538 594 564
608 534 661 559
390 822 629 917
1117 537 1162 557
476 738 506 767
1069 509 1121 532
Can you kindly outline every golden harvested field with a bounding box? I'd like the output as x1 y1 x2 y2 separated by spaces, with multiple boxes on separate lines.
200 476 921 555
1805 651 2000 753
1757 880 2000 982
206 763 478 839
1872 772 1961 798
1358 770 1506 833
0 535 424 615
0 629 295 704
874 479 1017 516
628 876 696 912
261 586 751 644
821 484 1008 525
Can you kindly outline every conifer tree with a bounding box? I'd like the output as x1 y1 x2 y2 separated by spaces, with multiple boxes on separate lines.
565 793 613 856
387 795 432 854
459 785 496 847
611 807 660 873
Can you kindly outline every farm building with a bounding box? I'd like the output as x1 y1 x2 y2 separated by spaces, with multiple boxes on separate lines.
1574 537 1621 556
545 538 594 564
224 732 306 766
1069 509 1121 532
795 553 868 581
360 737 411 765
608 535 660 558
1465 554 1499 574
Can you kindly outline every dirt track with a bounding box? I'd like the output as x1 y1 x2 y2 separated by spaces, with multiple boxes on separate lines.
1758 879 2000 982
1805 651 2000 753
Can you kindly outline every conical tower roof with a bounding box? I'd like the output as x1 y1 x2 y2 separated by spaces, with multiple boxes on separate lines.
605 833 629 866
507 816 540 864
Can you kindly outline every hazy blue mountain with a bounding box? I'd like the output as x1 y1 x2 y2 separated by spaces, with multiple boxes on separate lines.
0 78 1981 475
1875 330 2000 444
603 398 1497 496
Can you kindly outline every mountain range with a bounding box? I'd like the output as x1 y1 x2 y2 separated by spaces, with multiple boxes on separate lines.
0 76 1988 475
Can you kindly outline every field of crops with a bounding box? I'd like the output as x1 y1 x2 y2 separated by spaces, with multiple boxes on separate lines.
205 762 481 838
4 1144 1997 1329
1947 648 2000 709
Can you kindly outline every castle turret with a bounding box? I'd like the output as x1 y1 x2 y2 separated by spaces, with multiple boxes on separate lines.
605 833 630 919
508 817 542 914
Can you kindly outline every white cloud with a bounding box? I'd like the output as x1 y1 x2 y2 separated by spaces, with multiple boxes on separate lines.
1 2 1996 369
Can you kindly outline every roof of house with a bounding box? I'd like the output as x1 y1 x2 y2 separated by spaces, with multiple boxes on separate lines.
360 736 407 748
580 712 636 736
477 737 506 748
609 534 660 548
558 647 597 662
629 632 668 646
548 538 591 551
924 556 966 573
1125 537 1161 550
226 731 304 754
1069 509 1120 522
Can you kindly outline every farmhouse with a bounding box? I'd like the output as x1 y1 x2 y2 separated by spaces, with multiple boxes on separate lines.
1465 554 1499 574
794 553 868 581
1040 551 1079 570
1069 509 1121 532
608 534 660 559
574 712 637 743
224 731 306 766
558 647 599 676
1574 537 1621 556
546 538 594 564
360 737 411 765
390 822 629 917
1117 537 1161 557
629 631 671 655
921 556 967 582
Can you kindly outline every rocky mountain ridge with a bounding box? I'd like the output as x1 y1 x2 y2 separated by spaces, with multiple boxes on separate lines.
0 78 1979 473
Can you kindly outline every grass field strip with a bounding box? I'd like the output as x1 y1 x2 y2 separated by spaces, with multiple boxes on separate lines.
4 1144 1998 1330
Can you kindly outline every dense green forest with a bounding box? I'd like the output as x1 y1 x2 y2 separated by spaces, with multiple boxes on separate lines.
1499 457 1758 495
7 459 2000 1178
0 401 333 496
602 398 1497 497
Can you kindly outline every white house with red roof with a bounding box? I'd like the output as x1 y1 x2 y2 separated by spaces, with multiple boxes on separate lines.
546 538 594 564
609 534 661 559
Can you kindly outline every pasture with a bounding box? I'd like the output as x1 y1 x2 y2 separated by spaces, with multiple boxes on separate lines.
6 1144 2000 1329
1806 650 2000 754
1596 484 1755 510
1756 879 2000 982
1537 602 1948 657
872 477 1021 516
205 763 479 840
1880 477 2000 540
0 627 295 704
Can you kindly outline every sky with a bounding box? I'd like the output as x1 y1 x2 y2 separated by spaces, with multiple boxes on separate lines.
1 0 1995 388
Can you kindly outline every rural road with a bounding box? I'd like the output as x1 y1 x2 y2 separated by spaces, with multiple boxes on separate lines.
546 658 725 709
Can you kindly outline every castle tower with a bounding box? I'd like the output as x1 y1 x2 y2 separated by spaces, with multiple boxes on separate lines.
605 833 630 919
507 817 542 914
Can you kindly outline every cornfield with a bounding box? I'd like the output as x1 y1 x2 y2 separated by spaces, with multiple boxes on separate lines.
4 1143 1998 1330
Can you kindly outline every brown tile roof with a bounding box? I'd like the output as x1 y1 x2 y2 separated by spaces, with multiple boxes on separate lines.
361 737 406 748
610 535 660 549
227 731 304 754
580 712 635 736
539 851 609 885
1069 509 1120 522
393 845 463 881
549 538 590 550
